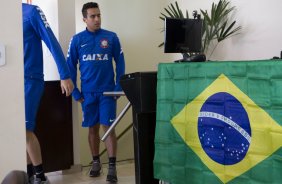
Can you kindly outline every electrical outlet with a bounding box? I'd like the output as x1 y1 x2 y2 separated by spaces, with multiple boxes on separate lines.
0 43 5 66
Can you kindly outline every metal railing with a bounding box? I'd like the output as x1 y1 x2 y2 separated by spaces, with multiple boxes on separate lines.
101 91 131 142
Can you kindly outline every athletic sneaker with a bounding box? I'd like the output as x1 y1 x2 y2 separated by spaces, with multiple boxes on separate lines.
106 165 117 183
32 177 50 184
28 175 35 184
89 161 102 177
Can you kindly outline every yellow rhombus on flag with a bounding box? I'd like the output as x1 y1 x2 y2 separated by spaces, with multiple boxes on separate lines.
171 74 282 183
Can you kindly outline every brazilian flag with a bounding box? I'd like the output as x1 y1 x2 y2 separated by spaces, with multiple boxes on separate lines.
154 60 282 184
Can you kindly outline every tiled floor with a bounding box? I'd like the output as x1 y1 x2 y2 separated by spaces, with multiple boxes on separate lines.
47 162 135 184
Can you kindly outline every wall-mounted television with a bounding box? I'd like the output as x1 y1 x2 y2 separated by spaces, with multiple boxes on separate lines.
164 18 203 54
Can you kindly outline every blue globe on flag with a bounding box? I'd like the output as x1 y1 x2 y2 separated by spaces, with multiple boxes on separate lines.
198 92 251 165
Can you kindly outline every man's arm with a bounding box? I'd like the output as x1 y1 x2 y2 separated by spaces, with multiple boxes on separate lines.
66 37 83 101
30 6 74 95
112 34 125 92
30 6 71 80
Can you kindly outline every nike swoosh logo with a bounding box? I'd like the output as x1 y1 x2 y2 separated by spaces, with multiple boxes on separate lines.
81 44 87 47
109 119 115 123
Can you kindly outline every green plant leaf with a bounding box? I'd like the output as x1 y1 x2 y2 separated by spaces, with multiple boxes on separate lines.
169 3 181 18
164 7 175 18
200 10 211 24
218 22 241 41
158 43 164 47
176 2 185 18
186 10 189 19
200 0 241 55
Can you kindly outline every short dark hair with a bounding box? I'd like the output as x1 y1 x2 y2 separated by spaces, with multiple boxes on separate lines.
82 2 99 18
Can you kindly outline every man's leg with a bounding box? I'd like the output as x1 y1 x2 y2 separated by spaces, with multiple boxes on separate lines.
25 79 47 183
26 153 34 181
98 94 117 182
103 126 117 157
26 130 47 182
26 131 42 166
88 124 102 177
88 124 100 156
103 126 118 182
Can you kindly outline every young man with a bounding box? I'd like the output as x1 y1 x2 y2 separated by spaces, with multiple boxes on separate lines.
67 2 125 183
22 3 74 184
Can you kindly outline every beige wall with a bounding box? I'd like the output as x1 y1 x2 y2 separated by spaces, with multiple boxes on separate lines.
57 0 80 166
0 0 26 179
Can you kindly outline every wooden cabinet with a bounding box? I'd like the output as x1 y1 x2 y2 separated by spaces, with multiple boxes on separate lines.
35 81 73 172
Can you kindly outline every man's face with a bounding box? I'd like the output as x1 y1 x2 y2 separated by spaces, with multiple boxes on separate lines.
83 8 101 32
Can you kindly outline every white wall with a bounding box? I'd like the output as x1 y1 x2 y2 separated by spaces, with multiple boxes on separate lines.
178 0 282 60
0 0 26 180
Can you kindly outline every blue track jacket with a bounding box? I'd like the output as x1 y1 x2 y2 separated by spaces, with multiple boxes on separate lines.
67 28 125 100
22 3 70 80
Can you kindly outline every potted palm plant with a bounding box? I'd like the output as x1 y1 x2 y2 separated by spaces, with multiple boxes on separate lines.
159 0 242 59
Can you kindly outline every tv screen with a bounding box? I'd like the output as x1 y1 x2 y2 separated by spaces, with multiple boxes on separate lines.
164 18 203 53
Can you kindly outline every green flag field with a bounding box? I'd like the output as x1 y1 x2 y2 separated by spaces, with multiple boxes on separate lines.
154 60 282 184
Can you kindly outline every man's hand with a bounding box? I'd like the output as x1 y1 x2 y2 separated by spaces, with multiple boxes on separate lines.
78 98 84 103
60 78 74 96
